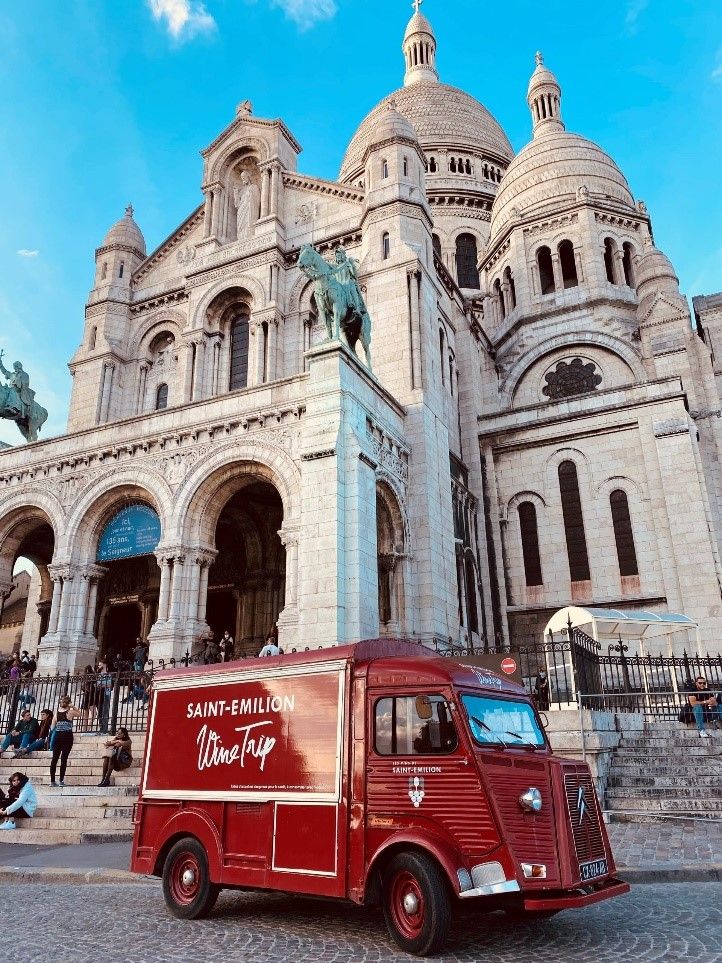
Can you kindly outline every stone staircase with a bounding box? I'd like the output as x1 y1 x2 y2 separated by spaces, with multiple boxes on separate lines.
605 721 722 821
0 730 145 845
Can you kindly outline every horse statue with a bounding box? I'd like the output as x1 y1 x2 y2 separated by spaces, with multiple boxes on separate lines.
298 244 372 369
0 352 48 443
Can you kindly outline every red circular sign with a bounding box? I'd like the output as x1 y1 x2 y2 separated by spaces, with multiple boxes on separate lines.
500 657 517 675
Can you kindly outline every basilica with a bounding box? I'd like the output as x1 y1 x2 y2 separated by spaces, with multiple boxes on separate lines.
2 8 722 671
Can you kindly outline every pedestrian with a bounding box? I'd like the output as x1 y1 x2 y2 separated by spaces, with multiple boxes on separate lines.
0 709 39 757
0 772 38 831
221 630 234 662
17 681 36 711
205 633 221 664
688 676 722 738
534 669 551 711
132 638 147 672
8 658 21 682
14 708 53 757
50 694 79 788
81 664 99 726
98 726 133 787
95 660 115 733
258 634 281 657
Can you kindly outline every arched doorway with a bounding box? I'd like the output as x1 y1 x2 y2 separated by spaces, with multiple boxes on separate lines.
206 481 285 656
0 508 55 657
376 482 407 635
95 503 161 667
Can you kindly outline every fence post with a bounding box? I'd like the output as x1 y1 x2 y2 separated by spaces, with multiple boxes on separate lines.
578 696 587 765
109 672 122 734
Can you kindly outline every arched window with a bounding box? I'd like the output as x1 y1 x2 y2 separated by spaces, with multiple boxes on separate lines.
483 163 489 178
494 278 505 320
382 232 390 260
622 243 635 287
537 246 555 294
382 158 389 179
432 233 442 257
229 314 250 390
464 556 479 633
101 262 108 281
604 237 618 284
88 325 97 351
448 352 454 394
439 328 446 385
155 383 168 410
455 233 480 289
503 266 516 310
558 460 591 582
465 159 472 175
429 157 437 173
119 261 125 279
558 239 578 288
403 156 409 177
610 489 639 577
449 157 457 173
518 501 543 586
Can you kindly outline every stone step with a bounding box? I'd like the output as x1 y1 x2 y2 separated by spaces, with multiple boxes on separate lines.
613 746 721 758
0 827 134 845
15 816 132 831
11 775 140 788
608 763 722 776
0 749 143 760
607 798 722 815
619 735 722 748
607 786 722 800
607 774 722 788
606 810 722 824
36 785 138 798
34 806 133 820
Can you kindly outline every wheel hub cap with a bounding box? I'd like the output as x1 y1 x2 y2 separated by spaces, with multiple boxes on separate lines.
181 868 196 887
403 892 419 914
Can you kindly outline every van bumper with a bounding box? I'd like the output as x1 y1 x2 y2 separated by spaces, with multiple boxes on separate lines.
523 878 630 911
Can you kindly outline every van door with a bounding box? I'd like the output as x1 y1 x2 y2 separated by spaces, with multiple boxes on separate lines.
366 691 501 856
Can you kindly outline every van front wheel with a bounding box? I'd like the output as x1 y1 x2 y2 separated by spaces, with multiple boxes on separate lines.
162 837 220 920
383 852 452 956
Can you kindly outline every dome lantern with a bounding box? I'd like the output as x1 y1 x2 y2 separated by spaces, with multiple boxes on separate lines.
527 51 564 138
403 0 438 87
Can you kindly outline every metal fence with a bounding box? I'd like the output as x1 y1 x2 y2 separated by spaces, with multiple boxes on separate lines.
577 690 722 722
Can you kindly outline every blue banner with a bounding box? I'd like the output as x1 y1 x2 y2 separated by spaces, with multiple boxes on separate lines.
97 504 161 562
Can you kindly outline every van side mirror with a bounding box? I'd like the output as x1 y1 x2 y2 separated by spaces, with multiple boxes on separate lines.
415 695 433 720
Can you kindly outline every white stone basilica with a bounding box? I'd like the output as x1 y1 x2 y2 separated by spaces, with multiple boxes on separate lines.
2 7 722 671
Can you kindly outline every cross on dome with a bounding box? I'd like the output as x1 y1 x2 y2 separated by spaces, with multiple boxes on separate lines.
125 203 134 218
535 50 544 66
412 0 423 13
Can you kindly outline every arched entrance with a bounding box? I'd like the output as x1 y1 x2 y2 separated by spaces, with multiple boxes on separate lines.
376 482 407 635
0 507 56 656
206 481 285 656
95 503 161 667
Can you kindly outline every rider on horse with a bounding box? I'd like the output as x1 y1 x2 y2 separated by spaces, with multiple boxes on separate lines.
0 351 35 421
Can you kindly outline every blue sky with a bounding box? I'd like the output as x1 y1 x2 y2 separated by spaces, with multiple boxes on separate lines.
0 0 721 446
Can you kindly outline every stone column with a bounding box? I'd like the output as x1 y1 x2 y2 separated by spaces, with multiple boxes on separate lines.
260 168 270 218
192 337 206 401
84 577 100 636
56 569 75 636
211 187 222 236
407 268 422 389
203 190 212 236
267 317 278 382
168 554 186 622
270 163 280 217
278 528 299 603
614 249 625 286
136 363 149 414
74 573 92 635
198 561 210 623
551 252 564 292
574 246 585 282
47 575 63 635
156 554 172 622
501 281 512 316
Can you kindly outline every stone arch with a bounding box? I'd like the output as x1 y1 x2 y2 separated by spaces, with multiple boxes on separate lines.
172 440 301 546
595 473 646 503
61 467 173 561
129 309 187 356
544 446 595 503
376 478 409 634
192 275 266 329
209 137 271 183
506 489 547 516
0 490 63 586
501 331 645 406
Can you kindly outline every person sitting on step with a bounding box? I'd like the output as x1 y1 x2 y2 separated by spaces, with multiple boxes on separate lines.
13 709 54 757
0 709 39 757
0 772 38 830
98 726 133 787
688 676 722 738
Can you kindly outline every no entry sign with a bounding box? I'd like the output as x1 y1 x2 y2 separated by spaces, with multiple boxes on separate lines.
500 657 517 675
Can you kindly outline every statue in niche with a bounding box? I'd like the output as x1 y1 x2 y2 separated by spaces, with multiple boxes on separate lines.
233 171 260 239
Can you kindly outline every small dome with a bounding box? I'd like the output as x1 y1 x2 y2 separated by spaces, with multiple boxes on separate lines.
101 204 146 255
489 130 635 240
404 11 434 41
366 102 419 149
635 245 679 293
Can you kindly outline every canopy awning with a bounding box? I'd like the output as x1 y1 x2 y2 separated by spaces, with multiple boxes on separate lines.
543 606 698 642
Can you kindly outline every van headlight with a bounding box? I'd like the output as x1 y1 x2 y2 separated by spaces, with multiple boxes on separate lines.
519 787 542 812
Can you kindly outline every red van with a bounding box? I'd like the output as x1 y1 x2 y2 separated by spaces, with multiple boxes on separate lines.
131 639 628 955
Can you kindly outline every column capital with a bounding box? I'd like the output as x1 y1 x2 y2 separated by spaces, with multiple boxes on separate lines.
277 526 300 549
47 562 76 582
80 563 108 582
192 547 218 567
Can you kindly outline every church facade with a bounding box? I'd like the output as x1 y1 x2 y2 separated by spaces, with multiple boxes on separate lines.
2 9 722 672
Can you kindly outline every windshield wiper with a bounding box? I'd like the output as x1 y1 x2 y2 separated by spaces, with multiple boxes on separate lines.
469 715 507 749
504 730 541 751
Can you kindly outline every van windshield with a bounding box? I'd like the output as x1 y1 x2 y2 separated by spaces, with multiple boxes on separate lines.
461 694 545 749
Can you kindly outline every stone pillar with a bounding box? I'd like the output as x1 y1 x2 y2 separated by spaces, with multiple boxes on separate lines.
211 187 222 237
278 528 299 603
614 249 625 286
136 363 149 414
203 190 212 237
270 163 280 217
168 554 186 623
267 318 278 382
249 320 265 386
407 268 422 390
56 570 75 636
574 246 585 282
192 337 206 401
260 168 271 218
156 555 172 622
551 252 564 292
47 576 62 635
198 562 210 623
74 574 92 635
85 577 100 636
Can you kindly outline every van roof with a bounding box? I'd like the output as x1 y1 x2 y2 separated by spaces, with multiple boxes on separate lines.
153 638 526 697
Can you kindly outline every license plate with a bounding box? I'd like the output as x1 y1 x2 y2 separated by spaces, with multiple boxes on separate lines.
580 858 607 881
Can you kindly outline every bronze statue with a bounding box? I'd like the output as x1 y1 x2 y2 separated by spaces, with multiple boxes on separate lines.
298 244 372 368
0 350 48 443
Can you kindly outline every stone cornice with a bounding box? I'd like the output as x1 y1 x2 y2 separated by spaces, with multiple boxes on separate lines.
284 230 362 266
95 242 144 259
129 288 188 316
133 206 205 286
282 171 364 203
201 115 302 158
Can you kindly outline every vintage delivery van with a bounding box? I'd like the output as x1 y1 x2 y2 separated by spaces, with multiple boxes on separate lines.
131 639 628 955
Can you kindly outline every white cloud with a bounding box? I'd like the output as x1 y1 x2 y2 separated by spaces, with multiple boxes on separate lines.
712 51 722 82
625 0 649 32
147 0 216 41
271 0 337 30
16 249 39 258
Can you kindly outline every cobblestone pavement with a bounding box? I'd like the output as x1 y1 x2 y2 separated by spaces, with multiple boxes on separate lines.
0 882 719 963
608 820 722 867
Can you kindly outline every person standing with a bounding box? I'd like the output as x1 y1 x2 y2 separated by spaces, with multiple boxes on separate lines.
50 695 79 788
221 630 234 662
95 661 115 733
258 635 281 657
132 638 147 672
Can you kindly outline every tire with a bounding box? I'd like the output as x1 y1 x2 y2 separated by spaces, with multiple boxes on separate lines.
382 852 452 956
162 837 221 920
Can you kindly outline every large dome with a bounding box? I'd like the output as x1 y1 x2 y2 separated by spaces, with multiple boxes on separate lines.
339 82 513 183
488 130 635 241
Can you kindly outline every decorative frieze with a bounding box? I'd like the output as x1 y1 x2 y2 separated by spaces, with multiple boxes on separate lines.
365 417 409 485
653 417 689 438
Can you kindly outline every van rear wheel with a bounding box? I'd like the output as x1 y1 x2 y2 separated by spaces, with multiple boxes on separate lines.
162 837 220 920
383 852 451 956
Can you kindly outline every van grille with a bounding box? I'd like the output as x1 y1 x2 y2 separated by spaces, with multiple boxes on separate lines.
563 771 605 863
